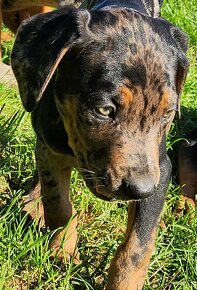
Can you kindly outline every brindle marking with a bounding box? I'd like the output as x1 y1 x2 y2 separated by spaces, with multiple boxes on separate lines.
11 0 189 289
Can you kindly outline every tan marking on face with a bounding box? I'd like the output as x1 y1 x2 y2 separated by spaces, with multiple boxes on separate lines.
119 86 134 108
158 90 170 114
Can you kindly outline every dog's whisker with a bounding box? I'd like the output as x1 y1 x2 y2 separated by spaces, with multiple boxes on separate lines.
91 166 102 172
96 184 106 188
81 173 93 177
78 168 96 174
92 184 106 190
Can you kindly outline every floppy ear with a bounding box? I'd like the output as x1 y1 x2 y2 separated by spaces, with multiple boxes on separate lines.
170 26 189 116
170 26 189 96
11 7 91 112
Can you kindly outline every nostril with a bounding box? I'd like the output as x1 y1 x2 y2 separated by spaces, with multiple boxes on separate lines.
121 178 156 199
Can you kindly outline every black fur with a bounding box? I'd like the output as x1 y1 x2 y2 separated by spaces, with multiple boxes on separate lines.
11 1 189 288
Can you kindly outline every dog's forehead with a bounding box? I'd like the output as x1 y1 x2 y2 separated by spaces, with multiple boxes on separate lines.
80 9 175 83
87 9 170 49
78 10 176 100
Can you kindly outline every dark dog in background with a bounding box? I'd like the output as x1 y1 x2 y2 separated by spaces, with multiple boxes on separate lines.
11 0 189 289
177 129 197 218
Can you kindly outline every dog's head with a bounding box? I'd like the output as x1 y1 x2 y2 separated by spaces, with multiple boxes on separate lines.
12 7 189 201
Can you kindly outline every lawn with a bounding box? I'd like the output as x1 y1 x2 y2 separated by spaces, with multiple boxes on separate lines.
0 0 196 289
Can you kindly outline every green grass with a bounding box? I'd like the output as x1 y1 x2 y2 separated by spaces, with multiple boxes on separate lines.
0 0 196 289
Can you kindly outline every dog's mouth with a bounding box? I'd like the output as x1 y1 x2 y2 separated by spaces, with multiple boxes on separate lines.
80 175 116 201
81 172 155 201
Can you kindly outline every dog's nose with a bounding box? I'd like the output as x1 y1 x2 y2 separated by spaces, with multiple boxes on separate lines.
120 178 157 200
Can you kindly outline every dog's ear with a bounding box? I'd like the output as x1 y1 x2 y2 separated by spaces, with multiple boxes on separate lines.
11 7 91 112
170 27 189 94
170 26 189 116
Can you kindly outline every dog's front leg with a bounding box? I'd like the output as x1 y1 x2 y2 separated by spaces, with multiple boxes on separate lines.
35 137 79 263
106 159 171 290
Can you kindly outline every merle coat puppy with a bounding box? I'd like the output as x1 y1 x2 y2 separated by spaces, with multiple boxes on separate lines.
11 0 189 289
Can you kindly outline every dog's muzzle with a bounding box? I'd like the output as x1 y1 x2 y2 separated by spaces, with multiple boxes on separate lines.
86 173 158 201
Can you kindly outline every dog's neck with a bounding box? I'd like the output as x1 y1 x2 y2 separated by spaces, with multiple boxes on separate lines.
86 0 163 17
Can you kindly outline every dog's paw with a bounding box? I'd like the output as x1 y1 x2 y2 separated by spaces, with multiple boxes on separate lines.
49 228 80 264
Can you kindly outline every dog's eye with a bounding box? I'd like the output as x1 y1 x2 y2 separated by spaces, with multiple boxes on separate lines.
97 106 115 117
